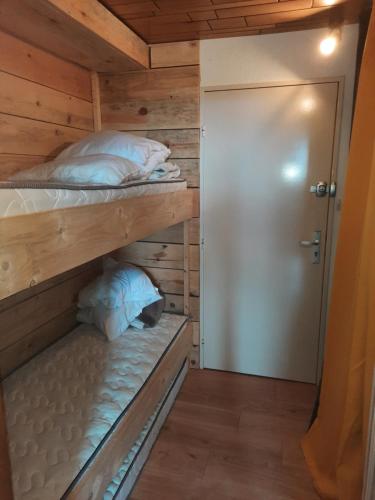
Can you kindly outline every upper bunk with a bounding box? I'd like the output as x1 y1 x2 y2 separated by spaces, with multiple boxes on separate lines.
0 0 149 72
0 180 194 301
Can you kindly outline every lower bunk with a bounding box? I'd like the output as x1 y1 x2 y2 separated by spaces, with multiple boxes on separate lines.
3 313 192 500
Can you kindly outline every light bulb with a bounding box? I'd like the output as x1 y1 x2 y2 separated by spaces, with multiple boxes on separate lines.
320 35 338 56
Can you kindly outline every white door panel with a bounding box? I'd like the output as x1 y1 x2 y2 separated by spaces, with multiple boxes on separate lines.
202 83 338 383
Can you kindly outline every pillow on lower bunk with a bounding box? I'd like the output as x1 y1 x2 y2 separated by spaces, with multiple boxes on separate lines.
9 154 142 185
77 260 162 340
56 130 171 174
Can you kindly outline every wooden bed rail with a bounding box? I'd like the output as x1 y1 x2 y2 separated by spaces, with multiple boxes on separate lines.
0 384 13 500
0 190 194 301
64 321 193 500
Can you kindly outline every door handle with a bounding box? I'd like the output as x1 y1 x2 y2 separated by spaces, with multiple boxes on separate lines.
299 231 321 264
299 239 320 247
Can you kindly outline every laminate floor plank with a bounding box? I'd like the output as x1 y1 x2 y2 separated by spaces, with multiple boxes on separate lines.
130 369 320 500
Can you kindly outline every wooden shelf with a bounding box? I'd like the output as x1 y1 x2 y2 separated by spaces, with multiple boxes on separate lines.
0 189 194 301
0 0 149 72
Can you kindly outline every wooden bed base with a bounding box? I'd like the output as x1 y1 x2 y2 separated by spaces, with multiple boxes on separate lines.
0 320 192 500
0 189 194 301
63 320 192 500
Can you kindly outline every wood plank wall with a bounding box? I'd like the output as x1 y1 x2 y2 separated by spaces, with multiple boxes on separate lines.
100 41 201 367
0 30 101 378
0 30 94 179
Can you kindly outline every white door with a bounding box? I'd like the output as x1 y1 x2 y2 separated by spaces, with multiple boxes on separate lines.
202 82 338 383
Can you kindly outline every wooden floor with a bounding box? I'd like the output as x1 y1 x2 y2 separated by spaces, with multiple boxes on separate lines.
131 369 320 500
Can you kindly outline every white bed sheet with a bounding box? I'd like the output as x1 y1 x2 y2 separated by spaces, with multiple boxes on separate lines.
3 313 187 500
0 180 186 218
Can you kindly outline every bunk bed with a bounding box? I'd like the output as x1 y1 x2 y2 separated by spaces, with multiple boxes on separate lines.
0 182 194 497
0 178 194 499
0 1 197 497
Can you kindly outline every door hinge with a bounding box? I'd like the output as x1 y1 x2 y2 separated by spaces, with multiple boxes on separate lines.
201 238 205 247
201 126 206 138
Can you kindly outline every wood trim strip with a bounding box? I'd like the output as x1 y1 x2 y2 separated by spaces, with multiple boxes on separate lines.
0 190 194 300
91 71 102 132
0 385 13 500
64 320 193 499
183 220 190 316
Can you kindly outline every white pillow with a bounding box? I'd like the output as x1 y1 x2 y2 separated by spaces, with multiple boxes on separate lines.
77 304 143 342
56 130 171 173
10 154 142 186
77 260 161 340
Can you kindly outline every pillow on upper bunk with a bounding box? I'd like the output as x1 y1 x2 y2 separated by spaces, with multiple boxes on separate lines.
56 130 171 174
9 154 143 186
77 259 162 341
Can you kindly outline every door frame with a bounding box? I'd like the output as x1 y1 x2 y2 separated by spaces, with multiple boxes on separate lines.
200 77 345 381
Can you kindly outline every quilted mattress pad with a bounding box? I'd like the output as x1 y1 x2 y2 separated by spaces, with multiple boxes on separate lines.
3 313 187 500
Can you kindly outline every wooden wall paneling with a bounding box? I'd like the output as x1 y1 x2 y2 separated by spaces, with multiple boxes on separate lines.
142 219 200 245
0 155 52 180
0 114 88 157
178 159 200 188
102 264 201 303
113 242 199 270
0 31 93 102
130 129 200 159
190 321 200 367
0 261 98 314
100 66 200 131
0 265 100 353
164 294 199 322
0 72 94 131
192 188 200 218
142 268 199 297
151 41 200 68
0 260 102 379
100 41 201 365
0 385 13 500
0 31 95 180
0 308 78 380
0 0 149 72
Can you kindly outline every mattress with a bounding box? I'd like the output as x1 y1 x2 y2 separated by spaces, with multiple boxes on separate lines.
104 359 189 500
0 179 187 218
3 313 188 500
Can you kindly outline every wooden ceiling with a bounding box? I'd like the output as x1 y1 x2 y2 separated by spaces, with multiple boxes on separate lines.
100 0 363 44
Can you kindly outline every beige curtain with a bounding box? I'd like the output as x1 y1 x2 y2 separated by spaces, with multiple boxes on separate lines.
302 10 375 500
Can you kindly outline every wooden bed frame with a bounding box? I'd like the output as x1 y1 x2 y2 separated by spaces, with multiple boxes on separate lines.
0 320 192 500
0 188 195 499
64 320 192 500
0 1 196 495
0 189 194 301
